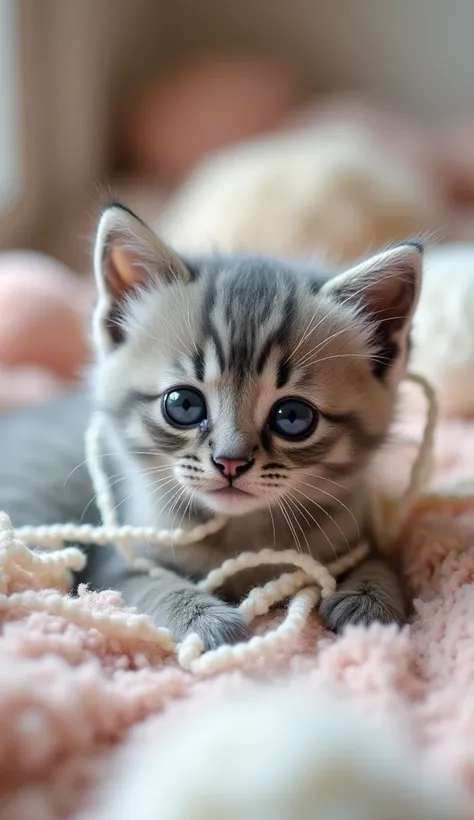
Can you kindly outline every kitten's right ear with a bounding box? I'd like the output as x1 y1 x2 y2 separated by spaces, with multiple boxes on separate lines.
93 202 190 354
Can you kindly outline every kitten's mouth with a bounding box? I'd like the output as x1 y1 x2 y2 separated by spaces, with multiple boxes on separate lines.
199 484 262 515
207 487 253 499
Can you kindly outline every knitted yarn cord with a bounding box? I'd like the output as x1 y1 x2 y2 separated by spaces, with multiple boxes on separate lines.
2 372 459 676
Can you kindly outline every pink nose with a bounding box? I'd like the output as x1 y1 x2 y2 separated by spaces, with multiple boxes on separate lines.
212 456 252 478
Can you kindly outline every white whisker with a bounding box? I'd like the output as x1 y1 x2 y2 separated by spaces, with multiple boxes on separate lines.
153 483 185 519
294 479 360 538
65 450 167 485
149 482 186 562
79 471 175 522
283 495 311 555
296 471 349 493
296 313 408 370
284 490 338 560
291 484 352 550
106 464 173 486
265 495 277 549
168 487 190 533
177 279 199 356
141 327 193 359
277 498 301 554
287 267 407 364
176 490 195 535
295 352 388 369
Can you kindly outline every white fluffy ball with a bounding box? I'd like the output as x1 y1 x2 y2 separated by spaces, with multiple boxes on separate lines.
160 127 439 265
410 243 474 417
97 685 464 820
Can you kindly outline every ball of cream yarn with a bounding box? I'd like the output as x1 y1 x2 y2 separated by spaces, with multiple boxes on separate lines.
159 125 440 265
96 685 464 820
410 243 474 417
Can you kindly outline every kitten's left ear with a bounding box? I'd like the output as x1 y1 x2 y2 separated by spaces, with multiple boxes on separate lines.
93 202 190 353
321 242 423 378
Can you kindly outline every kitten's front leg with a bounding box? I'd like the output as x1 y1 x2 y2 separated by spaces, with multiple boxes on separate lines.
92 549 250 650
319 556 406 633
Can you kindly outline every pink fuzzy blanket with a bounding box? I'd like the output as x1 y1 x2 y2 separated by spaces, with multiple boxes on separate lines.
1 416 474 819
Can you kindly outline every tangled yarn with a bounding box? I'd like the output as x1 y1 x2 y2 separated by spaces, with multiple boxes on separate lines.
0 372 458 676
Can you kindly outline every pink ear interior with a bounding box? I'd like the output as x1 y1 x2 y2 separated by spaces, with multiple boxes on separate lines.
106 243 147 301
362 268 416 328
101 240 151 346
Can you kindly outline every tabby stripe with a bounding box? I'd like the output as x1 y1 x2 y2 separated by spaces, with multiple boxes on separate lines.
286 430 341 467
276 280 296 346
209 324 226 372
323 460 360 479
200 273 226 374
276 356 291 389
256 335 276 376
193 347 205 382
141 415 188 454
111 390 160 422
323 411 385 451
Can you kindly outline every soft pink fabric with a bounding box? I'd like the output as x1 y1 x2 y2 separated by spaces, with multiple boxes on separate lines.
1 416 474 818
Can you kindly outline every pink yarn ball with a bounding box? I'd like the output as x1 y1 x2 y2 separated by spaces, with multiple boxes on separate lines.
124 56 302 185
435 122 474 205
0 365 65 412
0 252 91 379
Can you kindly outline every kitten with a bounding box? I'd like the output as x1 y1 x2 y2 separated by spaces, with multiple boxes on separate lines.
85 203 420 647
0 203 422 650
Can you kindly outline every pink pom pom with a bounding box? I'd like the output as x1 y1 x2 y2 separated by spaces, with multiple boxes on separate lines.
0 251 92 380
124 55 302 185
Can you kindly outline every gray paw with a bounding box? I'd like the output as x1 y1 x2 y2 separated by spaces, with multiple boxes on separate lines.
320 585 405 633
165 590 250 650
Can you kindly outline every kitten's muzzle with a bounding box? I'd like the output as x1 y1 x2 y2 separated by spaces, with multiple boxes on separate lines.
212 456 254 482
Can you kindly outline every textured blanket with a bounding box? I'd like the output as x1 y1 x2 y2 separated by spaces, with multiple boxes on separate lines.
1 413 474 819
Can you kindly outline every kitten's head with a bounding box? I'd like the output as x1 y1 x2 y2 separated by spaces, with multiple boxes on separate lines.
91 203 422 519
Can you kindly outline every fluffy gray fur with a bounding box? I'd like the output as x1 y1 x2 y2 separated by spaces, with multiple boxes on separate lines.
0 203 422 648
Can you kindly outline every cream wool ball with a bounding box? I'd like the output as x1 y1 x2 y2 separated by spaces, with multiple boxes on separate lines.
159 126 440 265
410 243 474 417
97 685 465 820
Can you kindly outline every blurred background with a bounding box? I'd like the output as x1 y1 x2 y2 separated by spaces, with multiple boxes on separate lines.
1 0 474 412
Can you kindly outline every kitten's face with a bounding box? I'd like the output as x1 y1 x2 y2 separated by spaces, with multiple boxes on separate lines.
92 205 422 520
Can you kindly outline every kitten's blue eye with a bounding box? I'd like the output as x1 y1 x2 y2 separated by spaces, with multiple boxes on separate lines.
163 388 207 427
269 399 317 440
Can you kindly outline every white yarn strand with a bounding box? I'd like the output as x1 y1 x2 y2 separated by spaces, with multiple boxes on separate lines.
3 371 464 676
0 588 174 649
15 519 229 552
84 412 119 528
370 372 439 550
196 548 339 600
390 373 438 537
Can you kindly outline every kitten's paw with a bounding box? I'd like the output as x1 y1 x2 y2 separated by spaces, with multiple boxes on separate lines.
165 590 251 650
319 584 405 634
189 601 251 651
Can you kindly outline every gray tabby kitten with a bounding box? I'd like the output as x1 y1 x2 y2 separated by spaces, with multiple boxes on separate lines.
0 203 422 649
